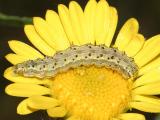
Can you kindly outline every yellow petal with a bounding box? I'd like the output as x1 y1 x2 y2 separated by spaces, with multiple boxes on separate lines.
134 35 160 67
5 83 50 97
67 116 81 120
8 40 43 59
45 10 70 50
4 67 51 84
94 0 110 45
24 25 55 56
139 56 160 75
124 34 145 57
33 17 56 49
133 68 160 88
47 106 67 118
143 34 160 48
69 1 88 45
114 18 139 50
84 0 97 44
130 101 160 113
118 113 145 120
133 95 160 106
5 53 29 65
28 96 60 110
105 7 118 47
133 81 160 95
111 118 120 120
58 4 79 45
17 98 37 115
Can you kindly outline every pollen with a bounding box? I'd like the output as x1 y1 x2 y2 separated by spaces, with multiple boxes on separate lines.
51 66 133 120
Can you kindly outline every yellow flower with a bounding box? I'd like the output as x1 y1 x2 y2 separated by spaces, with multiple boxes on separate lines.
4 0 160 120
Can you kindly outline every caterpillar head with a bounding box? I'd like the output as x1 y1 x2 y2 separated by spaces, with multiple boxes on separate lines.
13 60 45 78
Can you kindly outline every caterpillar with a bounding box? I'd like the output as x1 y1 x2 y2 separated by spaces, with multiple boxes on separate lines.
13 44 138 79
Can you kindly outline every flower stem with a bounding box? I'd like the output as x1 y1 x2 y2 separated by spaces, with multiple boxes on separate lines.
0 12 32 27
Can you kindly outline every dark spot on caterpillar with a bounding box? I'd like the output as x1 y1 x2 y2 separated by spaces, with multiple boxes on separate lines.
27 64 31 68
72 59 75 61
101 46 105 49
114 49 117 52
107 57 110 60
64 59 67 61
75 55 78 58
52 66 54 69
88 53 91 56
60 52 63 55
118 58 121 61
100 54 103 57
111 56 114 59
85 56 88 59
73 47 77 50
54 63 57 66
97 56 99 58
88 46 92 48
32 65 35 68
117 60 120 63
43 65 46 68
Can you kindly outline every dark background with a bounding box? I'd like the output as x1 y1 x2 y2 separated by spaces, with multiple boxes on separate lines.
0 0 160 120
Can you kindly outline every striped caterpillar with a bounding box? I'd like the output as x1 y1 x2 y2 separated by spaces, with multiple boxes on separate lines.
13 44 138 79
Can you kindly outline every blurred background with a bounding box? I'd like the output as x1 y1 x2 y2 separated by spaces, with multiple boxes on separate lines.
0 0 160 120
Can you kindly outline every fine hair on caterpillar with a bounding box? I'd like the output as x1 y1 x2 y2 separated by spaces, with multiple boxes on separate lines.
13 44 138 79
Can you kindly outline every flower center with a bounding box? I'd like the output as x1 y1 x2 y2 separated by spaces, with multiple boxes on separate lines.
50 66 132 120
